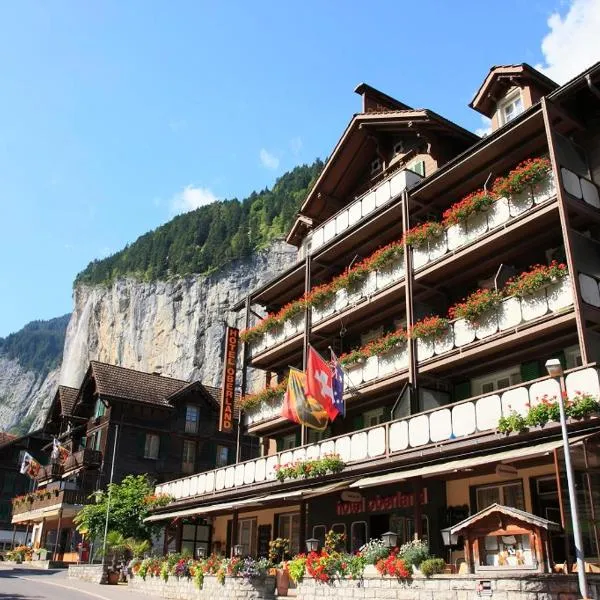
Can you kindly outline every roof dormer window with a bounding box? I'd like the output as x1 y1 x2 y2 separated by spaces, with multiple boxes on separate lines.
370 157 382 175
498 89 524 126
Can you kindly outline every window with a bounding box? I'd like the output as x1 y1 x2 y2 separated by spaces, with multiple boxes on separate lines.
370 158 382 175
88 430 102 451
564 345 583 370
94 398 106 419
215 445 229 467
331 523 347 551
308 427 331 444
312 525 326 550
185 405 199 433
409 160 425 177
144 434 160 459
182 440 196 474
181 523 210 559
393 141 404 156
351 521 367 553
363 407 385 428
281 434 296 450
475 481 525 511
278 513 301 555
471 366 521 396
238 518 257 556
498 89 524 125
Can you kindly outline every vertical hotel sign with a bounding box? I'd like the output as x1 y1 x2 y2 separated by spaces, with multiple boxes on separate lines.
219 326 239 432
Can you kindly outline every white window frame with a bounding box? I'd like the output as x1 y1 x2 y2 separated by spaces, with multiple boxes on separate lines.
237 518 257 556
363 407 385 428
475 480 525 511
182 439 195 473
312 524 327 550
350 521 368 553
185 404 199 433
498 89 524 126
144 433 160 460
278 512 301 555
471 366 521 397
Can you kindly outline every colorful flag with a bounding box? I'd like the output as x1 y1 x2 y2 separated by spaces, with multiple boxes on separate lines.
51 438 70 463
306 346 338 420
280 368 328 431
331 350 345 418
19 452 41 479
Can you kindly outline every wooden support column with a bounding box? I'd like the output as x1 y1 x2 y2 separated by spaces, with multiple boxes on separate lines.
542 98 591 364
301 253 312 446
11 525 17 549
230 511 239 558
402 189 418 413
413 477 423 539
554 447 572 571
53 509 63 561
299 499 307 554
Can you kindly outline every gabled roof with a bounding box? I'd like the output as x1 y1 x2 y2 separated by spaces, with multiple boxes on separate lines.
83 361 191 408
448 503 561 535
470 63 558 117
57 385 79 416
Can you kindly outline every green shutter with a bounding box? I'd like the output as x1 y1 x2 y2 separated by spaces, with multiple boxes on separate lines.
137 433 146 458
353 415 364 431
453 381 471 402
520 360 541 382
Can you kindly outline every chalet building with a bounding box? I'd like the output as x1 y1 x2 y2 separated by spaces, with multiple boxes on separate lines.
10 361 253 562
149 61 600 572
0 431 48 550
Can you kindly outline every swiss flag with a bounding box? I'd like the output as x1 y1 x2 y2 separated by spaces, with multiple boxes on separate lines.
306 345 338 420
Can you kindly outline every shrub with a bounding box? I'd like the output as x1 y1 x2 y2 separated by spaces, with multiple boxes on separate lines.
493 157 552 197
442 190 496 226
409 316 450 340
287 555 307 582
419 557 446 577
568 392 600 419
359 539 390 565
398 539 430 568
505 261 568 298
274 454 345 482
404 222 444 247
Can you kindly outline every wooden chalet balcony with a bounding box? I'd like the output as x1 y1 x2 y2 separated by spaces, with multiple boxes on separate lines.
157 365 600 504
35 449 102 483
12 488 89 517
304 168 421 258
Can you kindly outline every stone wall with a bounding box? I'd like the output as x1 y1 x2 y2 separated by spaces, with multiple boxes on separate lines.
129 574 276 600
67 564 107 584
295 574 600 600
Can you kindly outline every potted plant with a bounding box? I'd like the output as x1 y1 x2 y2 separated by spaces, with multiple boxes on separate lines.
269 538 290 596
104 531 127 584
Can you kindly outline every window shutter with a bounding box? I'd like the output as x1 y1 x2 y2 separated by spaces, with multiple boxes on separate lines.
520 360 541 382
160 434 169 459
453 381 471 402
137 432 147 458
353 415 364 431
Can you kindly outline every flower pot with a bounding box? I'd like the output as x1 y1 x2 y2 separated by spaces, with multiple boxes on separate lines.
416 337 435 361
335 288 349 312
466 210 488 243
412 245 429 269
520 288 549 321
446 222 468 251
107 571 120 585
487 197 510 229
276 568 290 596
509 189 533 216
428 233 448 262
532 172 555 204
433 327 454 355
474 310 499 340
546 277 573 312
376 256 404 289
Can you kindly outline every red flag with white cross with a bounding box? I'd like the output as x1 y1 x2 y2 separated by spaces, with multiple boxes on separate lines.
306 345 338 421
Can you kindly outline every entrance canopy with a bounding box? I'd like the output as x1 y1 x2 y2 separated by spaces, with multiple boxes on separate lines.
145 480 351 523
350 434 595 490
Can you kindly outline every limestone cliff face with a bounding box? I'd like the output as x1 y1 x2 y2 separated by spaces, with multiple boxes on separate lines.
60 241 297 390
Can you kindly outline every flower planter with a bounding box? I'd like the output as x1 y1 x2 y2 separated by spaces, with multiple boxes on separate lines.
433 327 454 355
532 172 555 204
266 326 284 347
335 288 349 312
362 355 379 382
284 313 304 339
427 233 448 261
363 270 377 295
416 337 435 360
347 279 366 306
376 256 404 289
446 222 468 251
276 568 290 596
107 570 120 585
546 277 573 311
466 210 488 243
344 362 364 389
520 288 549 321
508 189 533 216
475 310 499 339
486 197 510 229
453 318 476 347
412 245 429 269
312 297 335 323
498 296 522 330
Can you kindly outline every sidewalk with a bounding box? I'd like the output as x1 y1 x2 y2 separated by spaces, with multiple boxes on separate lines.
0 564 149 599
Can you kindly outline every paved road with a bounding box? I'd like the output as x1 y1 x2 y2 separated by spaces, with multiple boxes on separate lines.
0 566 148 600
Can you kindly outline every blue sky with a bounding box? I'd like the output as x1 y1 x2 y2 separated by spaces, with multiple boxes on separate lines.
0 0 597 337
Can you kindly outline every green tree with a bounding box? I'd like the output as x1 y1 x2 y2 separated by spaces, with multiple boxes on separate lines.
73 474 157 542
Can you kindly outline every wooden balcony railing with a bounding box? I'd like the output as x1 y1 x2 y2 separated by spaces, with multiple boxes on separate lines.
35 449 102 483
157 365 600 504
12 488 89 516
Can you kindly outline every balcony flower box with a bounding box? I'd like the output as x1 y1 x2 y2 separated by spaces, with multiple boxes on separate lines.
486 197 510 229
453 318 476 347
466 209 488 243
312 296 335 324
532 171 555 204
546 276 573 311
433 327 454 355
412 245 430 269
475 310 499 340
498 296 522 330
376 255 404 289
507 188 533 216
334 287 349 312
416 337 435 360
343 361 364 390
446 221 468 251
427 231 447 262
346 279 366 306
284 312 304 339
377 344 408 376
363 355 379 382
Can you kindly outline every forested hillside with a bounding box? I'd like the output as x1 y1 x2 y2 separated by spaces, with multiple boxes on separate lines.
0 314 70 376
76 160 323 285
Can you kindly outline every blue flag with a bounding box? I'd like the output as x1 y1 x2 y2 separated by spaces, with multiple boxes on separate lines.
331 352 345 418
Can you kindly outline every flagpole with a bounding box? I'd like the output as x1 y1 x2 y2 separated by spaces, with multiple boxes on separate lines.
101 423 119 567
301 253 312 446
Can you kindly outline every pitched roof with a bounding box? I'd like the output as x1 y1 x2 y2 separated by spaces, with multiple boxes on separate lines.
58 385 79 416
88 361 190 407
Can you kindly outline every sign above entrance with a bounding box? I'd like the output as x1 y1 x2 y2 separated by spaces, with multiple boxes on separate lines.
336 489 428 516
340 491 363 503
495 464 518 477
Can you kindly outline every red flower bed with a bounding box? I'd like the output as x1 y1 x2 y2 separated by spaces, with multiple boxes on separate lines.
493 157 552 197
376 552 410 578
442 189 496 226
448 288 503 323
239 379 288 411
404 221 443 247
505 261 568 297
339 328 407 366
409 315 449 339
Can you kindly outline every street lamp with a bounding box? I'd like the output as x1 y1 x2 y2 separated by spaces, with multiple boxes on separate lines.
196 547 206 559
544 358 589 599
381 531 398 549
305 538 319 553
441 528 458 547
233 544 244 557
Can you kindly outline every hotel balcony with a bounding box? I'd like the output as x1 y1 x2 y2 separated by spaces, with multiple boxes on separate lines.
156 365 600 506
35 449 103 484
11 488 89 524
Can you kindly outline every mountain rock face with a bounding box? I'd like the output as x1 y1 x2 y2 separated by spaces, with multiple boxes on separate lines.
60 241 297 390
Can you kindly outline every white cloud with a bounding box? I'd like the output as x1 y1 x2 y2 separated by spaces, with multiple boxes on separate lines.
475 116 492 137
169 185 219 215
259 148 280 170
536 0 600 84
290 136 303 156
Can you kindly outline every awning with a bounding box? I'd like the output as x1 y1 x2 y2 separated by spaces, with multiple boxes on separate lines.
145 480 352 523
350 434 595 490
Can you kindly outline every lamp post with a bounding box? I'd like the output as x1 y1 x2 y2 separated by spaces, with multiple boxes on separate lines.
233 543 244 557
305 538 319 553
544 358 588 599
381 531 398 549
